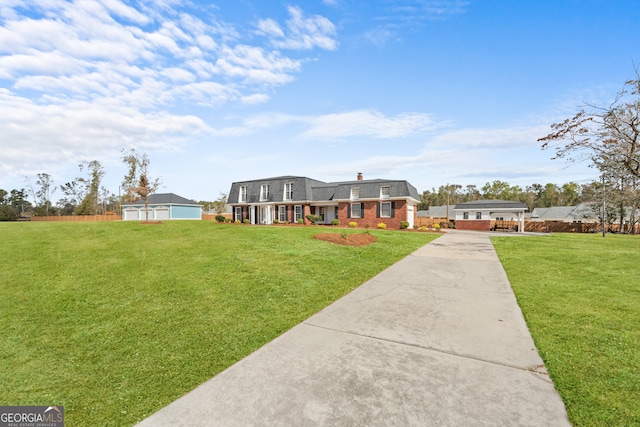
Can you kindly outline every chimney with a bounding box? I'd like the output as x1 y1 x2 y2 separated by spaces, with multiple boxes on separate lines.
357 172 363 181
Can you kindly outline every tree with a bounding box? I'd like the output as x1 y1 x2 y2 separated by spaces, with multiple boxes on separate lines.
59 179 86 215
0 190 18 221
25 173 56 216
481 180 522 200
463 184 481 202
210 192 228 215
75 160 105 215
8 189 31 216
121 149 161 221
539 70 640 179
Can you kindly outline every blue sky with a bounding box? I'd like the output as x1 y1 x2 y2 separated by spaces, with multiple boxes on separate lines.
1 0 639 202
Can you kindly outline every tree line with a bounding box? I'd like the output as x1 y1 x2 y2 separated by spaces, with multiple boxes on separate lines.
418 180 602 211
0 149 227 221
419 178 640 232
0 149 226 221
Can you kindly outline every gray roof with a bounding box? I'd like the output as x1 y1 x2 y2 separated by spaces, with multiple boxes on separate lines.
454 200 527 210
228 176 419 204
418 205 456 219
530 203 601 221
228 176 326 204
124 193 200 206
330 179 419 201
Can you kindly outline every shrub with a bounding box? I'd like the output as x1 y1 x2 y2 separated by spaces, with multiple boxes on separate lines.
225 218 232 223
377 223 387 229
272 219 279 224
297 218 304 224
419 225 427 231
348 221 358 228
340 232 348 239
433 223 441 229
399 221 409 229
234 219 241 224
331 219 339 226
243 219 250 224
215 215 225 223
305 214 321 224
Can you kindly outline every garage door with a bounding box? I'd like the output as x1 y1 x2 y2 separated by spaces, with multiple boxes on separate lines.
155 208 170 220
124 208 139 220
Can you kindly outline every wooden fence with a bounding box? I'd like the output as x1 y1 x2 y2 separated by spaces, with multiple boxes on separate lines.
30 215 122 222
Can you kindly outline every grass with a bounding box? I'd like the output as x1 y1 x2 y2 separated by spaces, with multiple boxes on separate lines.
492 233 640 426
0 221 439 426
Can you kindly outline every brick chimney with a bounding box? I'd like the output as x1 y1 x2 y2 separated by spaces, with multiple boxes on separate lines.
357 172 363 181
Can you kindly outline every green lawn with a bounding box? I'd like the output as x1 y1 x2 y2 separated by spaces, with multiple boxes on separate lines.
492 233 640 427
0 221 438 426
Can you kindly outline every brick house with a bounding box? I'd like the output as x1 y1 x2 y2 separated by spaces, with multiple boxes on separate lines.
227 173 419 229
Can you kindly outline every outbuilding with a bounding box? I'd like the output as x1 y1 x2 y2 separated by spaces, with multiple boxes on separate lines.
454 200 527 232
122 193 202 221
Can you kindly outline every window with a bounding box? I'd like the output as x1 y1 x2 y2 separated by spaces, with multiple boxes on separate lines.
294 205 303 222
351 187 360 200
318 207 325 221
476 212 482 220
380 202 391 218
235 207 242 221
380 186 390 198
350 203 362 218
463 212 469 220
278 206 287 222
284 183 293 200
260 184 270 201
239 186 247 203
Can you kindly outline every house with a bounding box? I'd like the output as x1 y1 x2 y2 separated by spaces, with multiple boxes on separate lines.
454 200 527 232
529 203 598 223
122 193 202 221
227 173 420 229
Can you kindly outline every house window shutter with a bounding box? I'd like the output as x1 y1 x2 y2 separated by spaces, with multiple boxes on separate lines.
391 202 395 218
361 203 365 218
376 202 380 218
347 204 351 218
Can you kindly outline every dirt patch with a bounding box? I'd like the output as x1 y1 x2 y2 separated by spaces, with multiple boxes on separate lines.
313 233 377 246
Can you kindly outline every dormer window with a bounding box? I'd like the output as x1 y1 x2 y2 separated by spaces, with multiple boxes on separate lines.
260 184 270 201
284 182 293 201
380 186 390 199
351 187 360 200
239 186 247 203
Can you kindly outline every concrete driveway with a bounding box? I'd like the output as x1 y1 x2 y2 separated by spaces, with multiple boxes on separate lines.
137 230 570 426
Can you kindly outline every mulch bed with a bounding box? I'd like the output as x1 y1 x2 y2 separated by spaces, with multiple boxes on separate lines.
313 233 377 247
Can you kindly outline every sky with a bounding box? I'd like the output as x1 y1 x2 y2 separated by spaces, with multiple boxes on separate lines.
1 0 639 203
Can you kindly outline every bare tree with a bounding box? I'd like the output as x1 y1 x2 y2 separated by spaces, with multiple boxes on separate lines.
121 149 161 222
26 173 56 215
539 69 640 179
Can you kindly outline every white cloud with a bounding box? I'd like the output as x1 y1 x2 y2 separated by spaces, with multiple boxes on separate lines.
257 6 337 51
208 110 441 141
0 1 336 185
300 110 440 140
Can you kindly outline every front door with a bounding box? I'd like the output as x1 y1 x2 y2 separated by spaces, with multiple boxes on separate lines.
407 204 415 228
260 205 273 224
